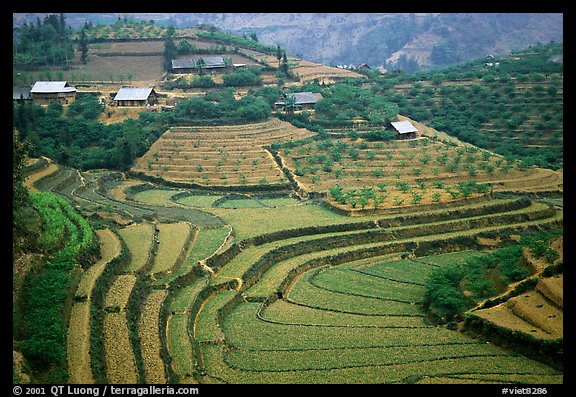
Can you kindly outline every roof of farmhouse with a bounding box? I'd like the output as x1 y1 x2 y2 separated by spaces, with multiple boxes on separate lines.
171 56 226 69
113 87 155 101
30 81 76 93
391 120 418 134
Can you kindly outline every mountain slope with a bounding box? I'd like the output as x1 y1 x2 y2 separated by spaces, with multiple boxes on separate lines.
16 12 562 70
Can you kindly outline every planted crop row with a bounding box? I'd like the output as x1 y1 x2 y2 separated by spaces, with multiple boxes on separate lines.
211 199 553 290
149 222 193 276
208 232 561 381
188 196 562 383
131 120 315 186
278 134 562 208
117 223 155 272
139 289 168 383
30 191 98 267
68 229 122 384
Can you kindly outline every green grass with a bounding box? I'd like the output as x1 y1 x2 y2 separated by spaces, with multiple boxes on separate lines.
194 290 238 343
167 314 194 382
169 280 206 314
132 188 182 206
260 299 424 328
176 194 224 208
288 268 420 316
310 266 425 303
215 198 266 208
258 197 302 207
201 341 561 383
225 342 510 372
209 202 370 240
188 226 231 264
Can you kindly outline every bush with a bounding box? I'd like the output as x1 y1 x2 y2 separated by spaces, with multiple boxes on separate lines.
20 268 71 370
222 68 263 86
423 266 470 321
362 129 396 141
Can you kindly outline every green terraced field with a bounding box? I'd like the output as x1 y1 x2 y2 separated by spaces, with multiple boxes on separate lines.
25 159 562 384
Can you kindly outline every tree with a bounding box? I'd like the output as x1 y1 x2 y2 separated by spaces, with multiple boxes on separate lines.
195 57 206 74
328 185 345 203
79 29 88 64
284 94 297 117
163 34 177 72
281 52 289 75
115 119 147 170
13 129 31 215
178 39 193 55
276 45 283 67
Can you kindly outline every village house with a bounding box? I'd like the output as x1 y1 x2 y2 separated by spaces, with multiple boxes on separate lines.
171 56 229 74
390 120 418 139
30 81 77 105
274 92 324 111
336 63 371 71
113 87 158 107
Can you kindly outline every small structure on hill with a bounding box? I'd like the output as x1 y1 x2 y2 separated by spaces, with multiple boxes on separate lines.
337 63 371 71
274 92 324 111
391 120 418 139
113 87 158 107
30 81 77 105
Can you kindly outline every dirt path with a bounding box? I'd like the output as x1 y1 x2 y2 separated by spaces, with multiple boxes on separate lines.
24 157 58 192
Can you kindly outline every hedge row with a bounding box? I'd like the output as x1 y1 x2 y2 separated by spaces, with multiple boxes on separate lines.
322 192 493 217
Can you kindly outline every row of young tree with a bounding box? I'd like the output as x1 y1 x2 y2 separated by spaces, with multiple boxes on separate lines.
370 43 564 170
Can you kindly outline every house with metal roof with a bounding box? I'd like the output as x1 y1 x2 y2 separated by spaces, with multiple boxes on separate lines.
390 120 418 139
30 81 77 105
274 92 324 111
113 87 158 107
171 56 228 73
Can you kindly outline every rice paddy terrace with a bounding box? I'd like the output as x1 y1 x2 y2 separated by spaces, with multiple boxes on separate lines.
25 152 563 384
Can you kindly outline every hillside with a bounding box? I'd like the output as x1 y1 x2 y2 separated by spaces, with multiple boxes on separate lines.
13 17 563 385
14 13 564 70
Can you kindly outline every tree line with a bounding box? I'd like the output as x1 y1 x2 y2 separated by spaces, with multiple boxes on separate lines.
13 13 74 68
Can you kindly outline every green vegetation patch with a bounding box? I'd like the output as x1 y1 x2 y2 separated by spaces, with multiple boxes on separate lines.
422 229 562 322
175 194 224 208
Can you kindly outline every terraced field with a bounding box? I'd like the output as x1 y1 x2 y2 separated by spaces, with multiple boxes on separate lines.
249 54 367 84
24 125 563 384
277 132 563 211
131 119 315 187
466 240 563 342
